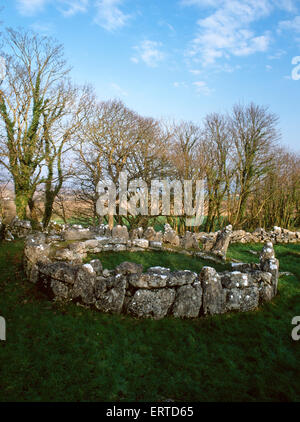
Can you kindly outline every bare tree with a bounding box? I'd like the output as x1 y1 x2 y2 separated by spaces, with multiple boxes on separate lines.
73 100 171 228
73 141 104 225
249 148 300 229
0 28 70 219
41 84 94 227
201 113 233 231
229 103 280 227
167 121 204 232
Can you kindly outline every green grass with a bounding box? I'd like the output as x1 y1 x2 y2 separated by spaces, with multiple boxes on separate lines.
0 241 299 402
85 249 231 273
228 242 300 279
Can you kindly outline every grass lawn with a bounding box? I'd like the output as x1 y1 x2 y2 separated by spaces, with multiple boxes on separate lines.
0 240 299 402
85 249 231 273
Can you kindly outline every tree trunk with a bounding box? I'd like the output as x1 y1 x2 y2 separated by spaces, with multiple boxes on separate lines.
108 214 114 230
28 197 39 222
43 191 55 229
15 189 31 220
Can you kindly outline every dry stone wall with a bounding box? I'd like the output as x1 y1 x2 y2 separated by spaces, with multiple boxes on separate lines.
23 223 280 320
198 226 300 247
3 217 300 248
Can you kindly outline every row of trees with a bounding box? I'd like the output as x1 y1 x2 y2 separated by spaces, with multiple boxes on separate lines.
0 29 299 231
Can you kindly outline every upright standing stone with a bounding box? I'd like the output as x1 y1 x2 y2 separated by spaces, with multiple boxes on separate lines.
71 264 96 304
181 231 199 250
260 242 279 296
143 227 157 241
163 224 180 246
200 266 226 315
211 225 232 260
112 225 129 242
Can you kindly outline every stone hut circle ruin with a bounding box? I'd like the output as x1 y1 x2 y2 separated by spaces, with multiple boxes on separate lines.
16 220 300 320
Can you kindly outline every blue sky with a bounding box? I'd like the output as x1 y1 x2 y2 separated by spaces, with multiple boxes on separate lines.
1 0 300 151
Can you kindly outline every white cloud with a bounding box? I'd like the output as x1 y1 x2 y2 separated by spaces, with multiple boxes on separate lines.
193 80 213 95
110 82 128 97
94 0 131 31
189 69 202 75
58 0 89 17
16 0 88 16
278 15 300 33
184 1 274 66
274 0 298 13
180 0 223 7
158 20 176 33
30 21 55 33
181 0 298 13
16 0 48 15
232 33 270 56
182 0 300 67
173 81 188 88
267 49 286 59
132 40 165 67
173 79 212 94
213 62 241 72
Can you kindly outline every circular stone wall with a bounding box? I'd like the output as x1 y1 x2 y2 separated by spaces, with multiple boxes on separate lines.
23 228 279 320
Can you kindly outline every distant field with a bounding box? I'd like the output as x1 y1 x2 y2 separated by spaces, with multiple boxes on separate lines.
0 241 299 402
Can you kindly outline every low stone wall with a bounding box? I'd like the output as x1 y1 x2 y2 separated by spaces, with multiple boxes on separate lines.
198 226 300 247
24 229 279 319
4 217 300 250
